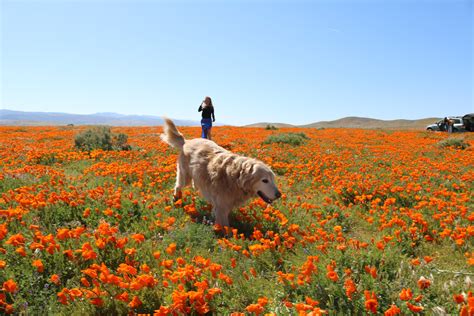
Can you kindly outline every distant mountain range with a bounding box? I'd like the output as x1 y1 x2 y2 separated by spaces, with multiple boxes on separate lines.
0 110 199 126
1 109 441 129
247 116 442 130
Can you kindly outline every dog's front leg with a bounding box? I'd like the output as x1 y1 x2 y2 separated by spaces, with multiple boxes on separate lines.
173 154 193 202
173 159 188 202
214 205 230 228
173 188 182 202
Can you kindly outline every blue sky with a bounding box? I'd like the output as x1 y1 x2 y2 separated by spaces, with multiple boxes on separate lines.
1 0 472 126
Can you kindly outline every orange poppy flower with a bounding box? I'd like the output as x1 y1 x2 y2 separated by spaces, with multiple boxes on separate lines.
166 243 177 255
245 303 264 315
364 290 378 314
50 274 60 285
384 304 401 316
406 302 424 313
399 288 413 301
344 278 356 300
32 259 44 273
128 295 142 308
3 279 17 293
417 276 431 290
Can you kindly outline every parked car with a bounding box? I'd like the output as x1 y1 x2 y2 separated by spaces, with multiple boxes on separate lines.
462 114 474 132
426 117 463 132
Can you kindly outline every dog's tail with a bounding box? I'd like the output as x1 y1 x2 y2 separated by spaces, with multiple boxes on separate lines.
160 118 185 150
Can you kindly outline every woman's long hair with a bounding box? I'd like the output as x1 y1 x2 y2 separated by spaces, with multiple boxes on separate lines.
202 96 213 109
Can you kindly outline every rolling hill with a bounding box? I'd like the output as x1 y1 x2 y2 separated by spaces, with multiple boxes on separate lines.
300 116 441 129
249 116 441 130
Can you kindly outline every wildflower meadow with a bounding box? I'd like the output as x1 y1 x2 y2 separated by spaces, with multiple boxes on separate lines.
0 125 473 315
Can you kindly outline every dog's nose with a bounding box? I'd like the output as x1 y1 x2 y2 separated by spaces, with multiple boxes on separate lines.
275 190 282 199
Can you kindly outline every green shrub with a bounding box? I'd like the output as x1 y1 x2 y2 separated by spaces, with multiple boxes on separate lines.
263 132 309 146
437 137 470 150
112 132 132 151
74 126 131 151
265 124 278 130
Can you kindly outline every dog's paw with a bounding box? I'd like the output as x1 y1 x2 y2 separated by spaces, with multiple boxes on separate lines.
202 216 214 226
173 191 182 203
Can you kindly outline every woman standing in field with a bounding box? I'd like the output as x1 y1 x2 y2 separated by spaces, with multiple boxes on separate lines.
198 96 215 140
447 119 454 133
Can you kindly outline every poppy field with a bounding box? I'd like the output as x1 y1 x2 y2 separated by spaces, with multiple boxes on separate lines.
0 125 473 315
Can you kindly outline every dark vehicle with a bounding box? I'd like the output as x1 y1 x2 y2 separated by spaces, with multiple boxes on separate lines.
463 114 474 132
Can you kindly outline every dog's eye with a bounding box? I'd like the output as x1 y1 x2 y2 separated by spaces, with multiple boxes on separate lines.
262 179 269 183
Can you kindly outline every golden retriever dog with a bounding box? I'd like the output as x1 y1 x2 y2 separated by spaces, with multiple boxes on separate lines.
160 118 281 227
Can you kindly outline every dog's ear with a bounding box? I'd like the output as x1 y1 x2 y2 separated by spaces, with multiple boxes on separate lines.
245 163 255 176
237 161 258 193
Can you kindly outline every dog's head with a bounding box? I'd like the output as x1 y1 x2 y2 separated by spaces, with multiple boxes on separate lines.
249 163 281 204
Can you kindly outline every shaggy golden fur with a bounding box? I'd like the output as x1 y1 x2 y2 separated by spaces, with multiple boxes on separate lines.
160 118 281 227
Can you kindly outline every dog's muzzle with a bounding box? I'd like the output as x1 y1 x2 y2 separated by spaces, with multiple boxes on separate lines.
258 190 281 204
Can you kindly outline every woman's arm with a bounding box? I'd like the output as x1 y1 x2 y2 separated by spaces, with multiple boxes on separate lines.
198 105 203 112
211 109 215 122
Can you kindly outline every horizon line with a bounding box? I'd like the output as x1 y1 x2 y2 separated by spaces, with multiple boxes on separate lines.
1 108 451 126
